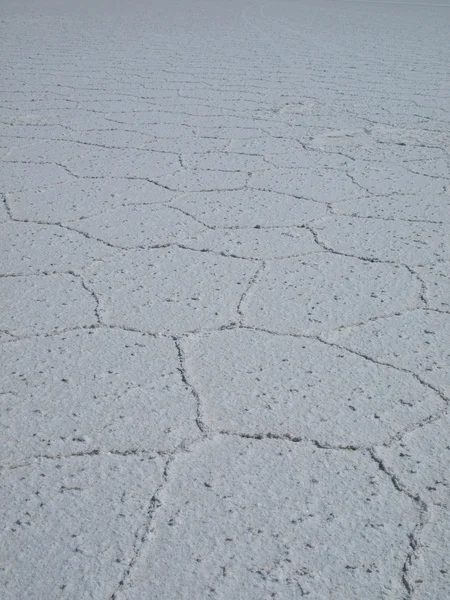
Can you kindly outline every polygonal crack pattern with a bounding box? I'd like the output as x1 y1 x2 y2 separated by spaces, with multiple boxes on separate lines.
1 0 449 598
118 437 419 600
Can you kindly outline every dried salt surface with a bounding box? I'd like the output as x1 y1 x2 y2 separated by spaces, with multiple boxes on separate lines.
84 248 257 333
181 329 444 447
244 253 422 334
312 216 450 265
172 189 328 227
156 169 249 192
375 418 450 600
69 205 205 248
0 198 10 222
407 509 450 600
183 226 322 259
0 329 198 462
347 161 448 196
0 162 72 193
375 415 450 507
416 262 450 312
66 148 180 179
2 0 450 597
6 178 176 222
249 167 366 203
119 437 418 600
332 193 450 224
326 310 450 391
0 222 114 276
0 455 164 599
0 274 97 335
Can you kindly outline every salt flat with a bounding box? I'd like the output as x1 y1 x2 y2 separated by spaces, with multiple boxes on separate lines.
1 0 449 598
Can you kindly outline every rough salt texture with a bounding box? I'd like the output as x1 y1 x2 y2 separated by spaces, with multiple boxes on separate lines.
244 253 422 335
6 179 176 223
313 216 450 265
0 329 198 461
0 222 114 275
1 0 449 597
0 273 97 336
183 227 323 259
403 508 450 600
70 205 205 249
326 310 450 391
416 262 450 312
172 189 328 227
0 455 164 599
118 437 418 600
84 247 257 333
375 415 450 507
182 329 444 447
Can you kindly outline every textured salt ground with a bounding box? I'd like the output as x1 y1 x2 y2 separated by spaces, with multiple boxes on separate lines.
1 0 450 598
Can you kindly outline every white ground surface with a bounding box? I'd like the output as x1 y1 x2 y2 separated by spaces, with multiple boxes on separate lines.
1 0 449 598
